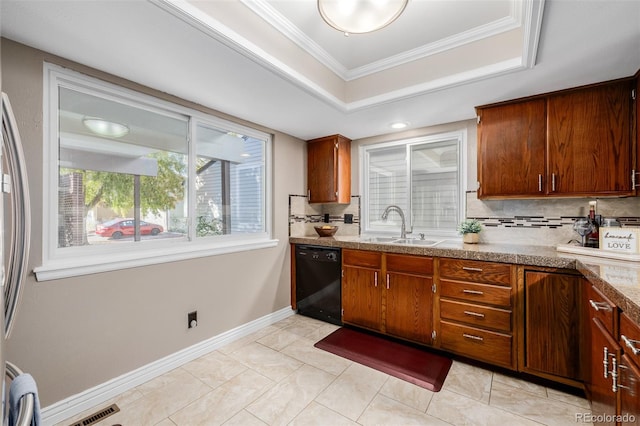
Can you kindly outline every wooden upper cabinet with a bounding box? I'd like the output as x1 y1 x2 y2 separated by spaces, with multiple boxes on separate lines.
547 80 633 196
477 99 546 198
635 72 640 195
307 134 351 203
477 77 636 199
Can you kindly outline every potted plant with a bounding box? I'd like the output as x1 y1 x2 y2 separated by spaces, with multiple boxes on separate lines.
458 219 482 244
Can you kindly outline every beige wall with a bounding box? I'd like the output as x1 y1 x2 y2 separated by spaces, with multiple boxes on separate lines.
1 38 305 406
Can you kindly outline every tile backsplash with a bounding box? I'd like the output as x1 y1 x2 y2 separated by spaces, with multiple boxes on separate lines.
289 195 360 237
289 192 640 247
465 192 640 246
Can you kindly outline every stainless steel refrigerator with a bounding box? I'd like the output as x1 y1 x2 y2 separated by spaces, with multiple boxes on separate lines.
1 92 34 425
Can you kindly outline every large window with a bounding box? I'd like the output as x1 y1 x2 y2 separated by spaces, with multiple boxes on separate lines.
36 64 273 280
361 131 466 238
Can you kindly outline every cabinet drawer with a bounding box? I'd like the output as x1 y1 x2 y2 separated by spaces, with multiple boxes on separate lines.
440 258 512 286
440 279 512 307
586 284 617 336
440 299 512 332
440 320 513 369
386 254 433 276
620 313 640 365
343 249 382 269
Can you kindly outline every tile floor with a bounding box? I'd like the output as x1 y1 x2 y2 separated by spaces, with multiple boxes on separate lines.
59 315 593 426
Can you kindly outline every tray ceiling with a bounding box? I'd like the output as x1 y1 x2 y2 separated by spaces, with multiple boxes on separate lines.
1 0 639 140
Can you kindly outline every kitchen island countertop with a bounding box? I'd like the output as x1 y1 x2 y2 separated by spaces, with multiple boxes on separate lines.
290 236 640 325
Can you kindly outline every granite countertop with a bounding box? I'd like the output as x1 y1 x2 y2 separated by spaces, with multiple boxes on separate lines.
289 236 640 325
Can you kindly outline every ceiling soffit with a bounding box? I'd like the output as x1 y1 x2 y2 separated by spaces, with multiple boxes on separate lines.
153 0 544 111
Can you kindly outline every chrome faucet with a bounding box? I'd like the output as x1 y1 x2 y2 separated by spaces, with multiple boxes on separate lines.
381 205 411 238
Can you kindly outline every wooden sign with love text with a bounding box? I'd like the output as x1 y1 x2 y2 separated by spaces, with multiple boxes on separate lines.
600 228 640 254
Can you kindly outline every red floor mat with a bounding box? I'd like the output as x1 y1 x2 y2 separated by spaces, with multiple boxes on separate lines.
314 327 452 392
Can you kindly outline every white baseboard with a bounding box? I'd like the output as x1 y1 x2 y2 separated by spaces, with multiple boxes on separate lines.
41 307 295 426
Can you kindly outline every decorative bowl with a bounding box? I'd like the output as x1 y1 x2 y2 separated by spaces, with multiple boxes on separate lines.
314 225 338 237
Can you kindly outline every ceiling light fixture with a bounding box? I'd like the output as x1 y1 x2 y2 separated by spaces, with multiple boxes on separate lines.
82 117 130 138
318 0 408 35
390 121 409 129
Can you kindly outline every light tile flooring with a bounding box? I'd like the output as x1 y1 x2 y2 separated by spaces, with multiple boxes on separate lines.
59 315 593 426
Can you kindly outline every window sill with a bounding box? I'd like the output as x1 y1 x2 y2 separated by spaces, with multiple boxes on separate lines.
33 238 279 282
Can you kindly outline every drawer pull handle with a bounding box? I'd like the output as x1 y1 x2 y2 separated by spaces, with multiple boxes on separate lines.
462 289 484 295
621 335 640 356
589 299 612 312
462 267 483 272
463 333 483 341
464 311 485 318
616 364 633 393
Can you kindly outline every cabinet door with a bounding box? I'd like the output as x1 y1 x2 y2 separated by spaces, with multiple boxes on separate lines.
342 265 382 331
619 312 640 424
589 318 621 426
385 271 433 344
631 70 640 195
308 137 338 203
548 81 633 196
619 354 640 425
307 135 351 203
477 99 546 198
525 271 582 380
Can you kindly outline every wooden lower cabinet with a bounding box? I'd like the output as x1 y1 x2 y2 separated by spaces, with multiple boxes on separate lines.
522 270 582 383
438 258 517 369
583 282 640 425
589 318 621 426
440 320 513 368
342 250 382 331
385 254 433 344
619 313 640 425
619 354 640 425
341 249 434 345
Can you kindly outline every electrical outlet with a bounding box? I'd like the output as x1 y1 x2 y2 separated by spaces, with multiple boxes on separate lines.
188 311 197 329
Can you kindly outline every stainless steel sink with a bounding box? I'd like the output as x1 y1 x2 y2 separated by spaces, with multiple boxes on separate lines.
359 236 398 243
359 236 443 247
390 238 443 247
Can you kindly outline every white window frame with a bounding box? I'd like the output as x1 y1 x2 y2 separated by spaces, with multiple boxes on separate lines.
35 63 275 281
360 130 467 239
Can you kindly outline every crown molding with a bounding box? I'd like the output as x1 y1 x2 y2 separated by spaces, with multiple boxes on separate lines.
521 0 545 68
238 0 349 78
346 14 521 81
345 57 525 111
151 0 349 112
243 0 538 81
151 0 542 112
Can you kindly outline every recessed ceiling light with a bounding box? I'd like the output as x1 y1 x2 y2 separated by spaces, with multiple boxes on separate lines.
83 117 130 138
390 122 409 129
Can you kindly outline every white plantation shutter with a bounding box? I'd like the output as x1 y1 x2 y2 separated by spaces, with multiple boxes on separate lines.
362 133 464 236
230 138 265 233
366 145 408 232
410 139 459 231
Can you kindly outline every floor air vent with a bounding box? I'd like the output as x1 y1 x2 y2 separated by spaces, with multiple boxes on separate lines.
69 403 120 426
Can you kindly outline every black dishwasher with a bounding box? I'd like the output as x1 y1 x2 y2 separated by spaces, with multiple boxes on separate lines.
295 245 342 325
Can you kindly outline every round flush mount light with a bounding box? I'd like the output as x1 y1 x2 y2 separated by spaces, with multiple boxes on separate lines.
390 122 409 130
82 117 130 138
318 0 408 34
